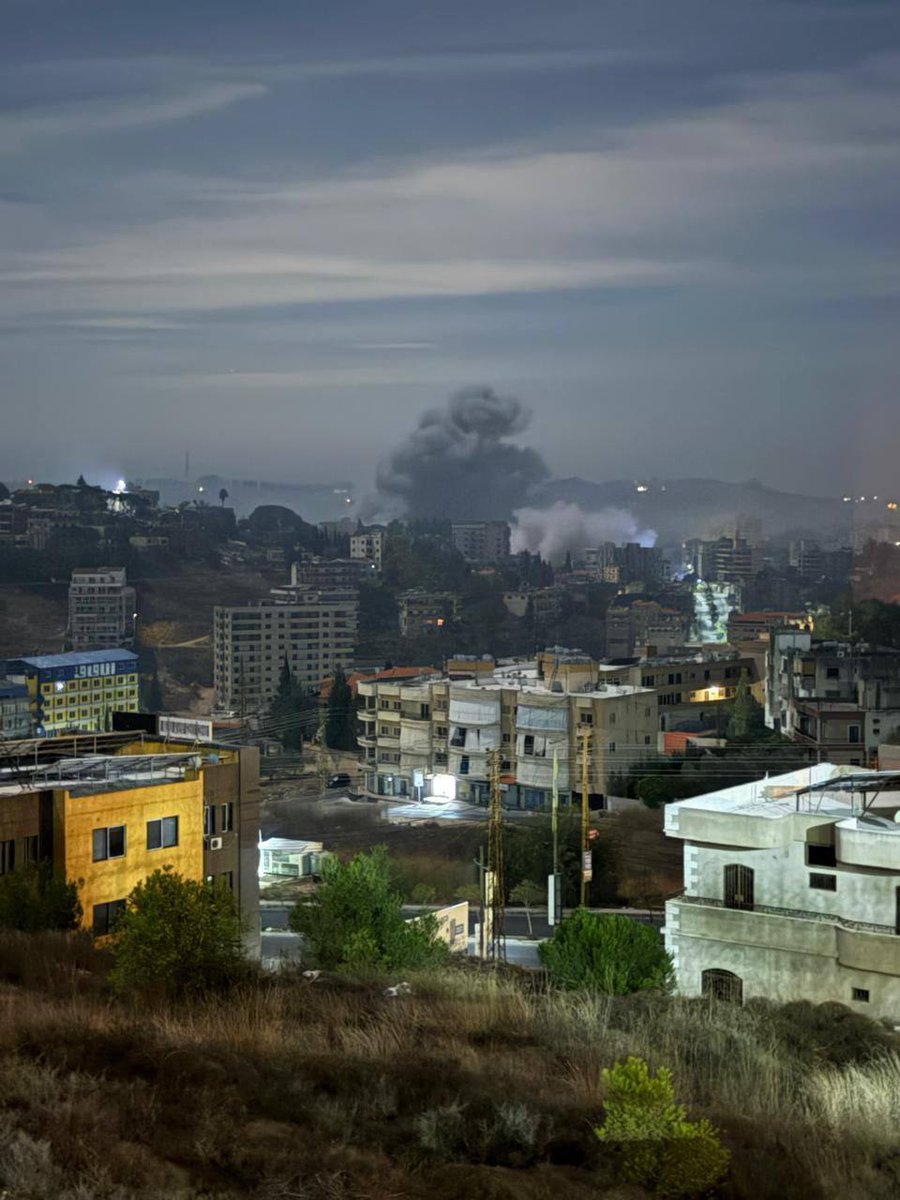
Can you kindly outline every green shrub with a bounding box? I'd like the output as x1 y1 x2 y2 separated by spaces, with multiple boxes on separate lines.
0 863 81 932
539 909 673 994
596 1056 730 1197
110 867 244 998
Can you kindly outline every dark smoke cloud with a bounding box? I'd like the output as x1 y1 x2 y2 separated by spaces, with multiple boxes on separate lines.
373 388 549 520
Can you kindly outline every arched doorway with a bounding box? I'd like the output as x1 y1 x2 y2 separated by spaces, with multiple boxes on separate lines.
702 969 743 1004
724 864 754 910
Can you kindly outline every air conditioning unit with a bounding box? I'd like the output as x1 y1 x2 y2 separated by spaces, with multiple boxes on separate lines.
209 836 224 851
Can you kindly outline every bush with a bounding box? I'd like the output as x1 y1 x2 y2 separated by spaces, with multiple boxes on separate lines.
596 1056 730 1197
539 909 673 994
290 846 450 972
0 863 81 932
110 867 244 998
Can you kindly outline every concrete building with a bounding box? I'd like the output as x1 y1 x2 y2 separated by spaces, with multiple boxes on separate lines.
213 589 358 713
727 610 811 644
357 660 657 808
664 764 900 1019
451 521 511 564
67 568 137 651
6 649 140 737
350 528 386 571
584 542 666 585
0 680 32 740
766 633 900 764
606 599 688 659
502 587 562 623
397 590 460 637
290 556 374 589
0 731 259 955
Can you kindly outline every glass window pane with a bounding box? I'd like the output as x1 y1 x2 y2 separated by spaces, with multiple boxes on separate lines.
108 826 126 858
162 816 178 847
147 820 161 850
92 829 107 862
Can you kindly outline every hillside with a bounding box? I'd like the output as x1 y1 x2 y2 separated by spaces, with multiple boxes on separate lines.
1 934 898 1200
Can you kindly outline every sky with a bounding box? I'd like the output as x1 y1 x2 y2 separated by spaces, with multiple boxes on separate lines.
2 0 899 496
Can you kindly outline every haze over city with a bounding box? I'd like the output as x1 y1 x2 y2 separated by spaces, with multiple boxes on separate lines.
3 0 900 494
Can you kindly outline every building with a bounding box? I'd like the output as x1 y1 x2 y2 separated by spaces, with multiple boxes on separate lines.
397 590 460 637
290 556 374 590
213 589 358 713
350 527 386 571
0 730 259 955
68 567 137 651
766 632 900 763
0 679 32 740
5 649 140 737
606 599 688 659
664 764 900 1019
451 521 511 564
727 610 811 644
357 660 657 808
583 542 666 585
502 587 562 623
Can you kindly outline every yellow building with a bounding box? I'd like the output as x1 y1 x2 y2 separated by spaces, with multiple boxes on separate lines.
8 649 140 737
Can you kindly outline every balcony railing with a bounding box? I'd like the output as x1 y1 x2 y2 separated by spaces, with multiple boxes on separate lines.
676 894 896 937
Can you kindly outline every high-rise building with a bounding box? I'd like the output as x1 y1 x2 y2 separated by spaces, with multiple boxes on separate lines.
68 567 136 650
0 679 32 739
451 521 511 564
6 649 140 737
350 528 386 571
214 589 358 713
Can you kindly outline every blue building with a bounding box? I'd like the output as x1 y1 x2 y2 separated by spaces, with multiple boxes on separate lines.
5 649 140 737
0 678 32 740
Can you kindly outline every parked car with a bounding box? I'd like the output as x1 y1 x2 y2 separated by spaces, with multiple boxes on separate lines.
326 773 352 790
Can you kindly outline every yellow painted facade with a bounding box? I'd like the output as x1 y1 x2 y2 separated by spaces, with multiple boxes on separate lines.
32 671 140 735
54 776 205 930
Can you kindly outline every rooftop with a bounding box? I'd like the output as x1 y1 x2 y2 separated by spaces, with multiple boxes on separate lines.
10 649 138 669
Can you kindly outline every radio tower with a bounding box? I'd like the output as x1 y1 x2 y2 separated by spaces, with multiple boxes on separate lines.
486 747 507 962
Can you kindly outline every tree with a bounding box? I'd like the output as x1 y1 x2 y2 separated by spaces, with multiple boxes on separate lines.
596 1057 730 1197
324 667 355 750
218 487 229 507
538 909 673 994
0 863 81 932
289 846 449 971
636 775 685 809
110 868 244 998
726 669 766 742
510 878 544 936
268 656 309 753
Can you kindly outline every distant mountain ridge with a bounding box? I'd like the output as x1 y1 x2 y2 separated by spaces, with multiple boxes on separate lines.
533 477 851 543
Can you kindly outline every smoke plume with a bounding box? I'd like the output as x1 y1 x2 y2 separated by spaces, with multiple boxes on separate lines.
373 388 549 520
511 501 657 563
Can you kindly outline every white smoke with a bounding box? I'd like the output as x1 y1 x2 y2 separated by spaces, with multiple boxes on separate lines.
511 501 656 563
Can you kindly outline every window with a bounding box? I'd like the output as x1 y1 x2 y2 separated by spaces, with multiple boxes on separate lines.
851 987 870 1003
608 742 616 752
147 816 179 850
724 864 754 911
0 839 15 875
826 667 840 679
220 803 234 833
204 806 216 836
810 873 837 891
807 843 837 868
92 825 126 862
579 712 593 725
608 712 616 726
847 724 861 745
702 969 743 1004
460 756 470 775
644 736 652 745
92 899 126 936
22 835 39 863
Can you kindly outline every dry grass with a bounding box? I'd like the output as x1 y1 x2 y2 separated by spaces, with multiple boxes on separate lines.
0 938 898 1198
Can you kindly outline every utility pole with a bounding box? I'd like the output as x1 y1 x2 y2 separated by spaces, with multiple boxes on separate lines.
579 726 592 907
486 747 506 962
548 747 562 925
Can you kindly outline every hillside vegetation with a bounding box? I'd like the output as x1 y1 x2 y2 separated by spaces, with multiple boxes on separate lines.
1 931 899 1199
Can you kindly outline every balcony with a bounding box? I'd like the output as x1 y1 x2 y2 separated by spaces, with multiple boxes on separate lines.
836 817 900 870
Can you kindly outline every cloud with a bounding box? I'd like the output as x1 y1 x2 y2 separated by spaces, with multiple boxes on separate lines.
0 81 266 153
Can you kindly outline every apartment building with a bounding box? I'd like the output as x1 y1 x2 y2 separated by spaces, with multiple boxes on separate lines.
6 649 140 737
0 731 259 955
664 764 900 1020
357 661 657 808
502 587 562 623
598 650 760 732
583 542 666 585
290 556 374 589
606 599 688 659
451 521 511 564
214 588 357 713
766 632 900 763
68 567 136 650
397 590 460 637
0 680 32 740
350 528 386 571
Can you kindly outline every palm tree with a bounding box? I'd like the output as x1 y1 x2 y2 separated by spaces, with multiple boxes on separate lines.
219 487 229 507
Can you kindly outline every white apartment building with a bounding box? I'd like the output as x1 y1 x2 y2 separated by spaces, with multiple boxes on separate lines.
350 528 386 571
214 588 357 713
68 567 136 650
664 764 900 1020
357 663 657 807
451 521 510 564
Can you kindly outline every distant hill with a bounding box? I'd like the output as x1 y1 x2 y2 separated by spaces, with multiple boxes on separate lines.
534 477 851 543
